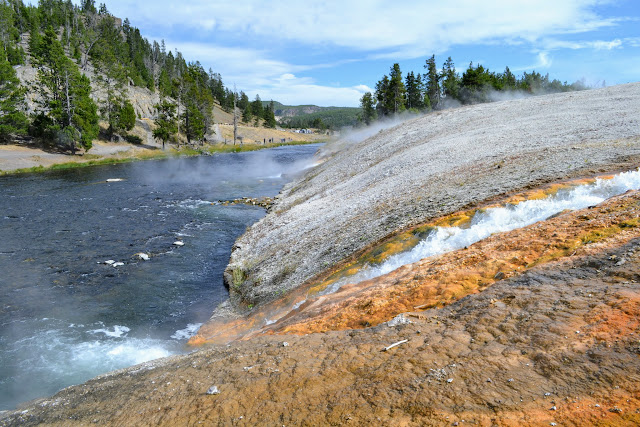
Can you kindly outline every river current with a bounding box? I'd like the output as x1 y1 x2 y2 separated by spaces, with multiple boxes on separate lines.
0 144 321 410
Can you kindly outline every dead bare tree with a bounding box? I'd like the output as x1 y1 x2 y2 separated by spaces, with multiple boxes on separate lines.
233 83 238 145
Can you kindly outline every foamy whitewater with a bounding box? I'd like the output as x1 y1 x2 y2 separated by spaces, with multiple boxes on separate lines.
324 168 640 294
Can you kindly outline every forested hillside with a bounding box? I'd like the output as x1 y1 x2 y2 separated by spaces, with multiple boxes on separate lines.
276 105 361 131
0 0 277 152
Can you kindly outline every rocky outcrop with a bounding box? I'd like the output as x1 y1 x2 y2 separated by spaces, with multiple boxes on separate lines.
222 83 640 314
14 62 162 120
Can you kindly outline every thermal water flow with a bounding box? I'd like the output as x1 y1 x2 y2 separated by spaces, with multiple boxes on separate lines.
324 168 640 295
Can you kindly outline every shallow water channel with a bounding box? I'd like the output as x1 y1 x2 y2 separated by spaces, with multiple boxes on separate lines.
0 144 321 410
324 168 640 295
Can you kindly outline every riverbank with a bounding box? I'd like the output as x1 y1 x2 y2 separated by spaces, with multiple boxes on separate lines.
3 192 640 425
0 139 323 176
0 144 323 413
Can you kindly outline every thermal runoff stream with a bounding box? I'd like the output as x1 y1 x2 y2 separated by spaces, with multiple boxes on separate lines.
0 144 321 410
324 168 640 295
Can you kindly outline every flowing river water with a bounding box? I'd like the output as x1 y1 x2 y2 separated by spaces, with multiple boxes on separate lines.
0 144 321 410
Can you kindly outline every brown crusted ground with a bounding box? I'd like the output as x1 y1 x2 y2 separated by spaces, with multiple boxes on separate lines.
3 190 640 426
192 186 640 344
3 234 640 426
260 190 640 336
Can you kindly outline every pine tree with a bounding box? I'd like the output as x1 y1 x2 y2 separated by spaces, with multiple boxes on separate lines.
117 99 135 132
502 66 516 90
238 91 249 111
242 103 252 123
359 92 376 125
387 63 406 114
424 55 440 109
28 15 43 58
441 56 459 102
179 62 212 144
460 62 492 103
182 102 205 144
0 0 14 53
95 51 128 139
251 94 263 122
0 44 28 142
152 100 176 150
375 75 390 116
263 100 276 128
32 26 99 152
404 71 424 111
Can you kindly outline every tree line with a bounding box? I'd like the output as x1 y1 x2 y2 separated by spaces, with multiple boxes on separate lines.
0 0 275 152
278 108 361 131
359 55 588 125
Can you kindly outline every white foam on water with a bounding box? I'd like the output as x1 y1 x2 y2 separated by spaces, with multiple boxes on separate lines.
69 336 173 368
170 323 202 340
89 325 131 338
177 199 215 210
324 168 640 295
6 321 178 399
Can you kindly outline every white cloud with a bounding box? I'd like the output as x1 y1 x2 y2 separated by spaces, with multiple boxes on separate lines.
106 0 618 59
542 38 623 50
511 52 553 72
262 74 372 107
158 39 370 106
91 0 633 105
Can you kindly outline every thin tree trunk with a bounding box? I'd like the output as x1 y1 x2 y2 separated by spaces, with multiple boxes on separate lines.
64 69 72 127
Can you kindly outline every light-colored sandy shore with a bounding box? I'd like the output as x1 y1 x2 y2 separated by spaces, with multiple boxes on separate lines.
0 141 154 173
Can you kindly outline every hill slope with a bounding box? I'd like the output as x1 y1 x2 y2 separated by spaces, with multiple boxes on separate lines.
268 102 361 129
222 83 640 314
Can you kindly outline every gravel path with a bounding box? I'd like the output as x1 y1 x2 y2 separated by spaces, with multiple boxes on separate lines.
223 83 640 313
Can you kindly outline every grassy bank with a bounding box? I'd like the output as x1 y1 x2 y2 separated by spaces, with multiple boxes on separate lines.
0 140 324 176
203 140 324 154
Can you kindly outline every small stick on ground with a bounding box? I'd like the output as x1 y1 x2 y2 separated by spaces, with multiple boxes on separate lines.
383 339 409 352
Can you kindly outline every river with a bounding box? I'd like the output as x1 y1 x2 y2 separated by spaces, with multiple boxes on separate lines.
0 144 321 410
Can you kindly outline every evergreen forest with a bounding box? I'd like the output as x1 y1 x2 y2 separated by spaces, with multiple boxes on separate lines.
0 0 276 151
360 55 589 125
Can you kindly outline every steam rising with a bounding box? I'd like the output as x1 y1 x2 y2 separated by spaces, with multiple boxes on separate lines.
319 114 419 158
137 148 319 187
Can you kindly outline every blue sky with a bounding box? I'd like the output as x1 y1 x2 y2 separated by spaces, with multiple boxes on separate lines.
78 1 640 106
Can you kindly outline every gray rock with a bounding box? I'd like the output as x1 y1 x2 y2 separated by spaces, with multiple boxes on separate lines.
223 83 640 314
